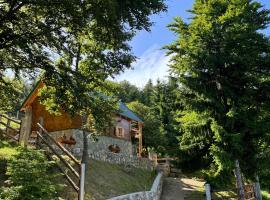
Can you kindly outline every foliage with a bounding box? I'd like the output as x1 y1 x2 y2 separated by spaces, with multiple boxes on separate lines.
0 147 18 161
257 152 270 189
116 78 181 156
150 79 181 156
167 0 270 185
262 190 270 200
0 0 166 118
127 101 167 153
0 77 32 113
0 148 62 200
114 81 142 103
141 80 155 106
0 140 18 161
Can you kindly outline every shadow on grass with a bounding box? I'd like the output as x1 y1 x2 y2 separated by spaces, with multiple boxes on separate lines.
185 190 238 200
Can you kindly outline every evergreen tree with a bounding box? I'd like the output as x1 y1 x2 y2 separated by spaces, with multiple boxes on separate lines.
150 79 181 156
127 101 167 153
167 0 270 184
141 79 154 106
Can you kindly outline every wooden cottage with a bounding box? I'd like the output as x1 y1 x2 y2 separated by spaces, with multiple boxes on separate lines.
19 82 144 157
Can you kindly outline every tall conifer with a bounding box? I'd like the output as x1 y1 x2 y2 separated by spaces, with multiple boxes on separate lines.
167 0 270 182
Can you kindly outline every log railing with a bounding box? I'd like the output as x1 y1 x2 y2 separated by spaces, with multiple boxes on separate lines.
0 113 21 142
36 123 85 200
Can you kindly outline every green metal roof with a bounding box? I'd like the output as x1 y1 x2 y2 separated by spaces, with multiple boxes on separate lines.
119 102 143 123
20 81 143 123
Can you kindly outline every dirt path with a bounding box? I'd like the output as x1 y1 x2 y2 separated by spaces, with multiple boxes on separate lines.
161 177 205 200
161 177 185 200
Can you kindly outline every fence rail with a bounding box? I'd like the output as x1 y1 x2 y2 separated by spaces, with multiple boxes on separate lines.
0 113 21 142
36 123 84 200
205 183 259 200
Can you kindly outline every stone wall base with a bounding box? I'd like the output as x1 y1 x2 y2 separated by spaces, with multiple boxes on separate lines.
48 129 155 170
108 172 164 200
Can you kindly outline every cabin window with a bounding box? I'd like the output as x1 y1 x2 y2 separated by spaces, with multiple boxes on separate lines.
116 126 124 138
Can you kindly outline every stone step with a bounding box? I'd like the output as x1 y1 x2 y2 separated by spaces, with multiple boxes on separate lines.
169 172 181 178
171 168 182 174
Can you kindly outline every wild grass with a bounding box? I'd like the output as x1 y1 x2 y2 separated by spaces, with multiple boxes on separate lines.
262 190 270 200
58 159 156 200
0 140 18 160
0 147 18 160
0 140 18 187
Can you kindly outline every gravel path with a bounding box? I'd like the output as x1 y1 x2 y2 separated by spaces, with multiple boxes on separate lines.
161 177 185 200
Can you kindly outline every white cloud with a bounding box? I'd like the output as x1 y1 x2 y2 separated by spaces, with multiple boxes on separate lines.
114 44 171 88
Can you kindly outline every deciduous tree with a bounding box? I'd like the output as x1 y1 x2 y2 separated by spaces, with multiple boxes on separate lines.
0 0 166 113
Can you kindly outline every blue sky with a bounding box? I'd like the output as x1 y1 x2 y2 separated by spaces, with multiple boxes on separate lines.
115 0 270 88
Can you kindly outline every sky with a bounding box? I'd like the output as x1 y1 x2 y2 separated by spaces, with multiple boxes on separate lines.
115 0 270 88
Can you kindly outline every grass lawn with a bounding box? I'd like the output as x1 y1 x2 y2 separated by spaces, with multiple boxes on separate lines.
85 159 155 199
0 138 155 200
0 140 18 160
184 185 238 200
0 140 19 187
59 159 156 200
262 190 270 200
182 170 239 200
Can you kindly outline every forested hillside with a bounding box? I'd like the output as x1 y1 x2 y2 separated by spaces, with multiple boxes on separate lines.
3 74 270 190
111 79 182 156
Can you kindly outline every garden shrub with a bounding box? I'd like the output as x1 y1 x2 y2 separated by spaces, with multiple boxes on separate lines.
0 147 62 200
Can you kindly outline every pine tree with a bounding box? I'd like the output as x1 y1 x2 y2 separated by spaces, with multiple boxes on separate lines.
150 79 181 156
141 79 154 106
167 0 270 184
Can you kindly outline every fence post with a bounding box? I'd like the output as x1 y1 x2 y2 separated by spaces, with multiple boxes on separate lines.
235 160 245 200
6 118 10 133
16 111 19 119
253 182 262 200
79 163 86 200
205 183 211 200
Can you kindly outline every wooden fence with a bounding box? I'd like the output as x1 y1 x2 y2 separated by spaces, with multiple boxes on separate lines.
36 123 85 200
0 113 21 142
244 184 256 200
205 183 260 200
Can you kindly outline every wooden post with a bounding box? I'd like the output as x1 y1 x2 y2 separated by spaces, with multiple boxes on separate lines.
19 106 32 146
79 163 86 200
205 183 211 200
0 115 2 134
254 175 262 200
138 122 143 157
235 160 245 200
16 111 19 119
6 118 10 133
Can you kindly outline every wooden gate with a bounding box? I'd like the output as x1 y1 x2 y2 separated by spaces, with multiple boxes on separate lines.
205 184 258 200
36 123 85 200
0 113 21 142
244 184 256 200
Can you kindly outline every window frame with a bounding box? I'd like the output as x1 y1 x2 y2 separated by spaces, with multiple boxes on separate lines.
115 126 125 138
